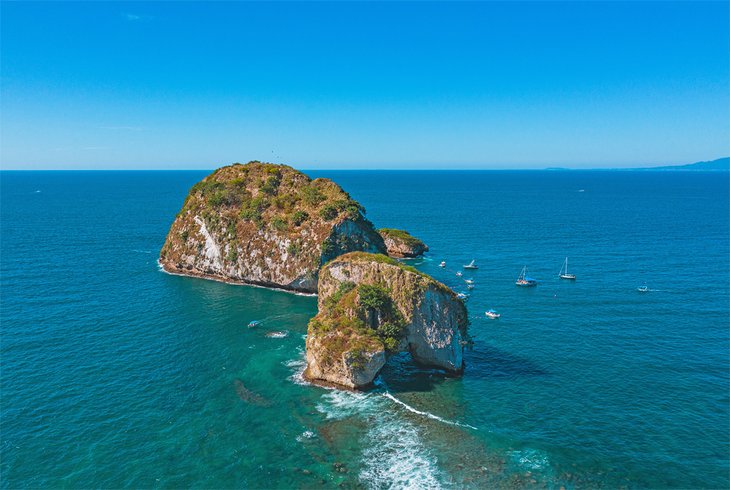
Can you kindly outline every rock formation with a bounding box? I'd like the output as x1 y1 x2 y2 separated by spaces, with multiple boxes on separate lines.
304 252 469 389
378 228 429 258
161 162 469 391
159 162 386 293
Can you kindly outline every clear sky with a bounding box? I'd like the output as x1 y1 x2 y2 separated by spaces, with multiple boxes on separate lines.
1 1 728 170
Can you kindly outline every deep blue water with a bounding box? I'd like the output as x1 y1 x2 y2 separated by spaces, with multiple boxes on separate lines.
2 170 728 489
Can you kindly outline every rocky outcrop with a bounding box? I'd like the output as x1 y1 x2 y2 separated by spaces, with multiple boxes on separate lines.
159 162 386 293
378 228 429 258
304 252 469 389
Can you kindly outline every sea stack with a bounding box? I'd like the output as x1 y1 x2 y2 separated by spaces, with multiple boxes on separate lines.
304 252 469 389
159 162 386 293
378 228 429 258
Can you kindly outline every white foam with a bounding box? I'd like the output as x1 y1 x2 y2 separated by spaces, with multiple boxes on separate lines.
296 430 317 442
374 378 477 430
509 448 550 471
285 351 310 386
360 408 444 489
381 392 477 430
313 387 445 488
316 390 373 419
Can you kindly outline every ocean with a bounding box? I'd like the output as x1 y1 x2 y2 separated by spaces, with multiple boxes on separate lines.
1 170 728 489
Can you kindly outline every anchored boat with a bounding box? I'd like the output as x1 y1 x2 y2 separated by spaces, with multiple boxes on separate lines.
559 257 576 280
516 266 538 287
485 309 501 319
463 259 478 270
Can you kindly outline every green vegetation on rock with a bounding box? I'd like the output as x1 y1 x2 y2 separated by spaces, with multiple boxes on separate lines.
378 228 424 247
159 161 387 294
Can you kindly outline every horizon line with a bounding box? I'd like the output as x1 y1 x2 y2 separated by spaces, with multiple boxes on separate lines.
2 167 728 172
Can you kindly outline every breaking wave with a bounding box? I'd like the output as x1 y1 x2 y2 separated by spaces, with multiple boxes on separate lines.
315 390 444 489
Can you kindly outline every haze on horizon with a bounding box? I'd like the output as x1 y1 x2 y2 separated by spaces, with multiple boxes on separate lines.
1 1 728 171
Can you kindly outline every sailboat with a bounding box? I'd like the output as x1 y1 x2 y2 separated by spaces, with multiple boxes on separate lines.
559 257 576 280
463 259 478 270
515 266 537 287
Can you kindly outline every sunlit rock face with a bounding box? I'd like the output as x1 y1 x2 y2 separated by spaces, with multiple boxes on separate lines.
159 162 386 293
304 252 469 389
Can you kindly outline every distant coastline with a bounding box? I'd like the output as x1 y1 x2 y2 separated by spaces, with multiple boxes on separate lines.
544 157 730 172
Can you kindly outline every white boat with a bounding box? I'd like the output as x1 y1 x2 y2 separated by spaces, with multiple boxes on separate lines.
456 271 463 277
485 309 500 319
456 293 468 300
465 279 474 285
439 261 446 268
247 320 261 328
559 257 576 280
637 285 649 293
516 266 537 287
467 284 474 290
463 260 478 270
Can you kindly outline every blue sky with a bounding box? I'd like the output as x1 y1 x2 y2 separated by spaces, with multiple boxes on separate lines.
1 1 728 170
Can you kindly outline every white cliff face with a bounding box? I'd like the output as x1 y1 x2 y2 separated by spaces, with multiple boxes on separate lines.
406 287 464 372
194 216 224 271
304 253 469 389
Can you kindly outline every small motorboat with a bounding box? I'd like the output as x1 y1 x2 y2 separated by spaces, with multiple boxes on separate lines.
637 285 649 293
485 309 501 319
439 261 446 268
456 271 463 277
463 259 478 270
516 266 538 287
456 293 468 301
465 279 474 285
247 320 261 328
467 284 474 290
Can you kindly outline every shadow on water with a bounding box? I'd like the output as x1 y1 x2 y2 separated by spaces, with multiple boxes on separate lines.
464 345 548 379
378 352 455 393
379 345 548 393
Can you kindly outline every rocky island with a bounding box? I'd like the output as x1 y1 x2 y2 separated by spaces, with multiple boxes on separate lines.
303 252 468 389
161 161 468 390
159 162 386 293
378 228 429 258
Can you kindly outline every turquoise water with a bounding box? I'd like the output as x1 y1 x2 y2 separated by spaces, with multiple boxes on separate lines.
2 170 728 488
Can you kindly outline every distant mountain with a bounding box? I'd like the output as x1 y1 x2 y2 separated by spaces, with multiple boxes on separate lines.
644 157 730 171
